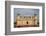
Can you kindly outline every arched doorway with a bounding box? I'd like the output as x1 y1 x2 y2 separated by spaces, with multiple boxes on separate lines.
26 21 28 24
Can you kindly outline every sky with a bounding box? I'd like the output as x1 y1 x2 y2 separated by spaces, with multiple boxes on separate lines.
14 8 39 21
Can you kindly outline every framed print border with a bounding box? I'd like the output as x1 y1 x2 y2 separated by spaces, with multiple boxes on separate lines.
5 1 45 35
11 5 42 31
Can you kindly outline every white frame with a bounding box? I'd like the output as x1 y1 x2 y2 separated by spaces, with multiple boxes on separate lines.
11 5 42 32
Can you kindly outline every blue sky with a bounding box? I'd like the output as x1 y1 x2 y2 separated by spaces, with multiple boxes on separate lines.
14 8 39 21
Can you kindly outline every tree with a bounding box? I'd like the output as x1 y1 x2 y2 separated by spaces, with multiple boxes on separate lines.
17 13 20 16
34 14 37 16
